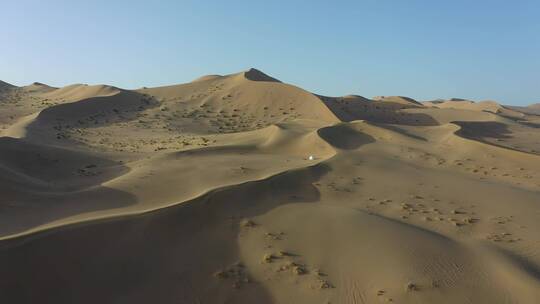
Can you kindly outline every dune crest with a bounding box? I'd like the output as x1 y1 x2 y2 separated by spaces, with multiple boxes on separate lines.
42 84 122 101
373 95 423 106
192 74 223 83
22 82 56 93
243 68 282 82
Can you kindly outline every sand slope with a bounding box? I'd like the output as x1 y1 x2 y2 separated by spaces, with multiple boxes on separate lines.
0 70 540 303
507 103 540 116
0 80 15 91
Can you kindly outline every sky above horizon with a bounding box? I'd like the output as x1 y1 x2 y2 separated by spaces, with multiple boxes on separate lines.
1 1 539 105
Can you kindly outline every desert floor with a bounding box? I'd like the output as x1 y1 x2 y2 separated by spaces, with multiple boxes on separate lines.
0 69 539 303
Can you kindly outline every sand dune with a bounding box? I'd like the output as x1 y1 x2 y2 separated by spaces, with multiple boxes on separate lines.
423 98 525 118
424 99 501 111
42 84 121 101
321 94 438 125
0 80 15 91
1 70 540 303
507 103 540 116
192 74 223 83
23 82 57 94
373 95 424 106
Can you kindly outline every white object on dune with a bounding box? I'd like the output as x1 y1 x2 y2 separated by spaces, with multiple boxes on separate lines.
308 155 315 160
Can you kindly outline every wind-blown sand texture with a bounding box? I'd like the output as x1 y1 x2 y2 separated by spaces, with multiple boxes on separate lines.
1 69 539 303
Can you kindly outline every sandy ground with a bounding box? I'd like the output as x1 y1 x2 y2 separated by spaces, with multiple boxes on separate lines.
0 69 539 303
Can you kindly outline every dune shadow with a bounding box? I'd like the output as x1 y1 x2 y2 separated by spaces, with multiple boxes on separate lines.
373 123 428 141
322 98 440 126
0 136 138 237
519 121 540 129
0 137 129 192
243 68 282 83
453 121 540 155
0 161 331 303
317 124 375 150
498 249 540 281
454 121 513 140
0 185 138 238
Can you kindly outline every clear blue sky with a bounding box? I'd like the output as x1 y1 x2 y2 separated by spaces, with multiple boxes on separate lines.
2 0 539 105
